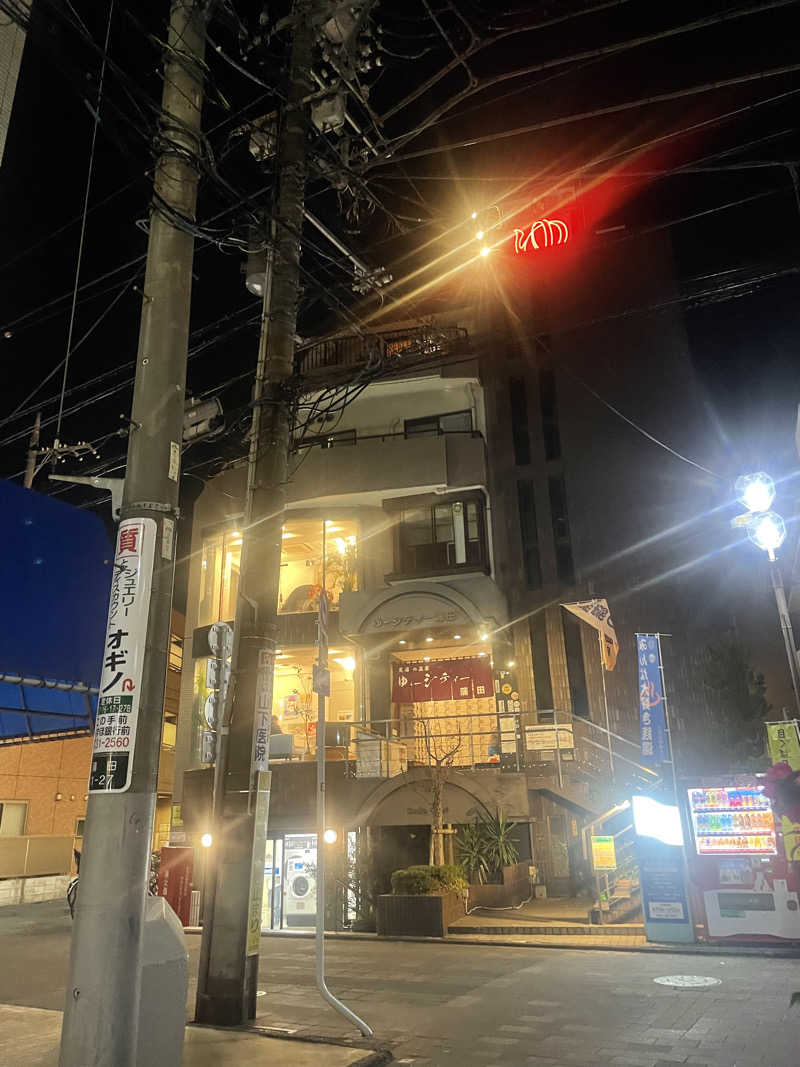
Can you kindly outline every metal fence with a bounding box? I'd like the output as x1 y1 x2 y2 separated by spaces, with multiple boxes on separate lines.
296 325 469 375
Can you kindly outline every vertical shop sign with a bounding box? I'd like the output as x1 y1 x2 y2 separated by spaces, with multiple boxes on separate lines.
89 518 157 792
636 634 669 765
766 721 800 861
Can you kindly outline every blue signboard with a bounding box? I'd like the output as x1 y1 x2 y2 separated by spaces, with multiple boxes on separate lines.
635 633 669 765
0 479 111 743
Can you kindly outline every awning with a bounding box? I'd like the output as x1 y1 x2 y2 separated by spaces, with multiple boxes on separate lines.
0 671 97 744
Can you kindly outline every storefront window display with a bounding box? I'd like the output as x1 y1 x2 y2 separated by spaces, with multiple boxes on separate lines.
272 647 357 756
279 518 358 613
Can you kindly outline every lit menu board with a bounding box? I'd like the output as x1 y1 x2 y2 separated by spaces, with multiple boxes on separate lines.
687 786 777 856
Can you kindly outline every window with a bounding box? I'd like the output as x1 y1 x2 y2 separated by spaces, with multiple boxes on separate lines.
279 517 358 613
539 358 561 461
548 474 574 583
396 498 486 575
0 801 27 836
529 613 553 709
168 633 183 673
75 818 86 838
404 410 473 437
517 480 542 589
563 612 589 718
198 526 242 627
509 378 531 466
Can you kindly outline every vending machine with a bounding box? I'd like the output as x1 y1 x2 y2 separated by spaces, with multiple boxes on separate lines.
684 777 800 942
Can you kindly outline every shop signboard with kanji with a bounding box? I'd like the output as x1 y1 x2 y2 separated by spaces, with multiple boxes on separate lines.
89 518 156 792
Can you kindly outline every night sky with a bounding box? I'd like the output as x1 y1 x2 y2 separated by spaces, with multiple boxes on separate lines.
1 0 799 697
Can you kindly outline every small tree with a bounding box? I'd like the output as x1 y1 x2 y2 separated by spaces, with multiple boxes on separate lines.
419 717 462 866
702 641 771 768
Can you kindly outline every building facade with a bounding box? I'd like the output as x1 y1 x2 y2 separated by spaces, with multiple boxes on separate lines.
174 226 731 926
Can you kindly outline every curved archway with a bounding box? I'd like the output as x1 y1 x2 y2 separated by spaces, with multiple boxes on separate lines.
348 766 498 830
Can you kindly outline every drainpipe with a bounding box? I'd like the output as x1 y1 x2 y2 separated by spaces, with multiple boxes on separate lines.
434 485 495 580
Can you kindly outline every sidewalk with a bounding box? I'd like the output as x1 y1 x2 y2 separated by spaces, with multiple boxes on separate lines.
1 1004 391 1067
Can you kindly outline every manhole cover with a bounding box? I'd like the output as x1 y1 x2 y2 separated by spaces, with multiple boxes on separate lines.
654 975 721 988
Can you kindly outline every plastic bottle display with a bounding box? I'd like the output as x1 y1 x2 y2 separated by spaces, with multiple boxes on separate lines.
689 785 776 854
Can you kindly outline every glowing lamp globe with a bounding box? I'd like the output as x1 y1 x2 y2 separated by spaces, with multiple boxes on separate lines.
749 511 785 559
735 472 775 513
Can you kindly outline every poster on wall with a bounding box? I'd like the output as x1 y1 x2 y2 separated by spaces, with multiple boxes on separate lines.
89 518 157 793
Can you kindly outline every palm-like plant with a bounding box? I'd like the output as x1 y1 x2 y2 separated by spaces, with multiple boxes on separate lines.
456 821 490 884
482 809 519 872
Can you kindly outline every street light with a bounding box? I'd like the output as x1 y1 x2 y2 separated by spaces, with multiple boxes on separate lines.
735 471 775 514
323 828 338 845
737 472 800 718
201 833 213 848
749 511 786 561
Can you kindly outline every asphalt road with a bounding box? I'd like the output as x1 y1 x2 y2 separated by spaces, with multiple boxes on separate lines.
2 901 800 1066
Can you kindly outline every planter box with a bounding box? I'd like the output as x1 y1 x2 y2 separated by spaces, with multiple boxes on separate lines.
467 861 531 910
377 890 463 938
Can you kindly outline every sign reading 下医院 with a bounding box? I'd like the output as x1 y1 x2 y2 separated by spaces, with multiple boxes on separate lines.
636 634 669 765
89 518 157 792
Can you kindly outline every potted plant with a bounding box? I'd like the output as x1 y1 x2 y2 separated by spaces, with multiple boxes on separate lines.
377 863 467 938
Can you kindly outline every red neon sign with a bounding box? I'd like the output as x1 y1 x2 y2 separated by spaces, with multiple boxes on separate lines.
512 218 569 254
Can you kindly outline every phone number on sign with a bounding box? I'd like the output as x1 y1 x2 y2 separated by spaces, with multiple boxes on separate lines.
95 736 131 750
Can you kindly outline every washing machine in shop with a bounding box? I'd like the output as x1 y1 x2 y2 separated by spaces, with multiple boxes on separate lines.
283 834 317 928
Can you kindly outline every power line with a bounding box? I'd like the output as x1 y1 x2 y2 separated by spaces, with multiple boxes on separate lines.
57 0 116 438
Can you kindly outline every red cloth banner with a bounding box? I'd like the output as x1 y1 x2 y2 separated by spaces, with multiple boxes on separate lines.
471 657 493 699
392 657 496 703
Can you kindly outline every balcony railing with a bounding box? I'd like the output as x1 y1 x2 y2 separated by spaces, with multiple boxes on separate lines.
268 710 655 788
296 325 469 376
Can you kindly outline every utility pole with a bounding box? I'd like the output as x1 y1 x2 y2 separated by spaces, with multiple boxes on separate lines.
195 0 314 1027
59 2 207 1064
23 410 40 489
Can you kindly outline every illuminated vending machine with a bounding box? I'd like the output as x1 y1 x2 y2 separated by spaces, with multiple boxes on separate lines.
685 778 800 942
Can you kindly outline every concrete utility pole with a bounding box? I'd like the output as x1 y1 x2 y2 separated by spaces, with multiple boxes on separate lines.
195 0 314 1027
23 410 40 488
59 2 207 1064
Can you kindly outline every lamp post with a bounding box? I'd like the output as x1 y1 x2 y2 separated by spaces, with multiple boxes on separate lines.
735 473 800 719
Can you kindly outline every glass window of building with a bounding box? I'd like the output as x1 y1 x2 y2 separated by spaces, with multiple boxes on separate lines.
198 526 242 626
404 409 472 437
272 646 357 755
279 518 358 614
397 498 485 574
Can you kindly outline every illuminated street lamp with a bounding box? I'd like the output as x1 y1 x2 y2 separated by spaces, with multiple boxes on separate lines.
748 511 786 562
737 473 800 718
735 471 775 514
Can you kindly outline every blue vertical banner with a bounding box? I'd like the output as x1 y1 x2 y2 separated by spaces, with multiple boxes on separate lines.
636 633 669 765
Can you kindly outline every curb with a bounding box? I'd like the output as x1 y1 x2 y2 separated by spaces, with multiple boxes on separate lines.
184 925 800 958
188 1023 393 1064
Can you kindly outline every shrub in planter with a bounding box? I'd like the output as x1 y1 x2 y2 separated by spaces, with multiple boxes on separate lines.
390 863 467 895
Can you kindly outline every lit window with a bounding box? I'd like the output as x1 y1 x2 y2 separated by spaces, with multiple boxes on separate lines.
197 526 242 626
279 518 358 614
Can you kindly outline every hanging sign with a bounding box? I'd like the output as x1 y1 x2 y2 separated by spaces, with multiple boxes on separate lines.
636 634 669 765
89 518 157 792
766 721 800 861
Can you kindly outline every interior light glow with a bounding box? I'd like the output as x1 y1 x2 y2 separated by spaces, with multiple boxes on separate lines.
323 828 338 844
201 833 213 848
334 657 356 671
479 246 490 257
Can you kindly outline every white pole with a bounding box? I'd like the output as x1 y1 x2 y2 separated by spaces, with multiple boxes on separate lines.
315 521 372 1037
656 634 680 802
